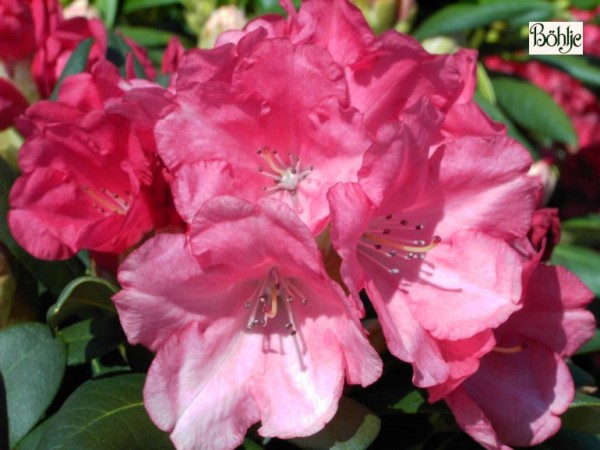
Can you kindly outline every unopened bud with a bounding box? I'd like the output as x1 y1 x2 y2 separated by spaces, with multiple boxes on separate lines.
528 159 559 206
199 6 247 49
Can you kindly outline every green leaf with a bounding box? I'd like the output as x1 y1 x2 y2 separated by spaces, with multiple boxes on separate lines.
47 276 118 332
17 416 55 450
561 215 600 246
413 1 552 40
562 392 600 434
0 324 66 448
122 0 180 14
95 0 119 28
474 91 538 158
577 329 600 355
243 438 264 450
570 0 600 10
551 244 600 297
106 31 149 79
546 429 600 450
289 397 380 450
492 76 578 146
36 373 173 450
57 316 126 366
0 158 83 296
116 26 182 47
531 55 600 88
50 38 94 101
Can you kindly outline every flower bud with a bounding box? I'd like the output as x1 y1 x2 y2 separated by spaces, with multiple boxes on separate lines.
199 5 247 49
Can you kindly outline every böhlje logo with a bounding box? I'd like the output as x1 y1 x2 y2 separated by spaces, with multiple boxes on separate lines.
529 22 584 55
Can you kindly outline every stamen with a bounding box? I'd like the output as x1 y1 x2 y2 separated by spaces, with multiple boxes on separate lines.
256 146 313 195
363 233 441 253
493 344 527 354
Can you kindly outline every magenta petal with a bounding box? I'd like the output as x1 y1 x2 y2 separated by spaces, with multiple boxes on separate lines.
497 264 596 357
448 342 574 448
407 230 522 340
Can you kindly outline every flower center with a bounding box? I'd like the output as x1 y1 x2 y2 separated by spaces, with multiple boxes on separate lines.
257 147 313 195
82 186 131 216
244 268 308 335
358 215 441 274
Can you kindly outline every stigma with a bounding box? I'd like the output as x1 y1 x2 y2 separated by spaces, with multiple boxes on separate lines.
257 147 313 195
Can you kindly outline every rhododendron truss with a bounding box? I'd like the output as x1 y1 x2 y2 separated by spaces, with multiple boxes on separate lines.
114 197 382 449
2 1 599 450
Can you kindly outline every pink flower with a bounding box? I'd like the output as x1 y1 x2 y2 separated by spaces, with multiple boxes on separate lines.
444 264 596 449
9 62 177 260
0 0 35 62
114 197 382 449
31 4 107 98
156 31 371 233
218 0 472 129
328 95 538 391
0 77 28 130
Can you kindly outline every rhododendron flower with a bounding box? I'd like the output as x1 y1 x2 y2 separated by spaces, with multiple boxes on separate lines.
328 93 538 391
444 264 595 449
9 62 177 260
0 0 35 63
156 31 371 233
32 12 107 98
217 0 472 130
114 197 382 450
0 77 28 130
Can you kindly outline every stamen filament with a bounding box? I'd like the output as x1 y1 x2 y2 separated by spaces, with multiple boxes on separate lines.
364 233 441 253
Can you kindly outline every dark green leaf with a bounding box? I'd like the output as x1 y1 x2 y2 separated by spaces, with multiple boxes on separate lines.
562 215 600 246
57 316 125 366
47 276 118 332
546 429 600 450
289 397 380 450
551 244 600 297
107 31 149 79
36 373 173 450
568 362 596 388
492 76 578 146
390 390 428 414
576 329 600 355
95 0 119 28
17 416 55 450
474 91 538 158
243 438 264 450
122 0 180 14
562 392 600 434
531 55 600 88
0 324 66 448
0 158 83 296
570 0 600 10
116 25 181 47
50 38 94 101
413 1 552 40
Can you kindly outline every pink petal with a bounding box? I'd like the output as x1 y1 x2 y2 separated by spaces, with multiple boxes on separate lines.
498 264 595 357
406 230 523 340
447 342 574 448
434 135 537 241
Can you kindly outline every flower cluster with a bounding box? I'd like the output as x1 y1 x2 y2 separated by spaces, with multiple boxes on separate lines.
5 0 596 449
